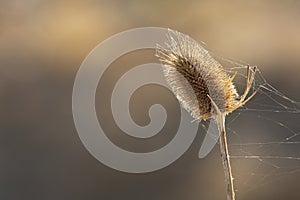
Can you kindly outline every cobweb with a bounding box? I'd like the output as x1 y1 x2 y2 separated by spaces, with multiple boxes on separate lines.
203 50 300 195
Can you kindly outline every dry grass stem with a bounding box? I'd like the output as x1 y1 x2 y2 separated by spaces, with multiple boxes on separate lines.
156 29 257 200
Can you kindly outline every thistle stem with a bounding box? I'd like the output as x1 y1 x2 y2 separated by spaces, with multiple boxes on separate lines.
217 114 235 200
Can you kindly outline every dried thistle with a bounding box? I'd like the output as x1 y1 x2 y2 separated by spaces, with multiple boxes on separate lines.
156 29 257 200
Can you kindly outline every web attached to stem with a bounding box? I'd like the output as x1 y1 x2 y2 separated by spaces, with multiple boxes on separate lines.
208 52 300 195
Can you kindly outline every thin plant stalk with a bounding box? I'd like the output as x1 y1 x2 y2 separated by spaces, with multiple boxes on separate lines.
209 96 235 200
216 114 235 200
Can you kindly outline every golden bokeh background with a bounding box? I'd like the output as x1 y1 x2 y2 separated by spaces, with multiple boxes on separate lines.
1 0 299 199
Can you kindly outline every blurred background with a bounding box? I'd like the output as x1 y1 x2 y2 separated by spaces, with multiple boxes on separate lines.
1 0 300 199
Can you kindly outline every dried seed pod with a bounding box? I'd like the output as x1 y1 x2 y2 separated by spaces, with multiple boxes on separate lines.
156 29 239 120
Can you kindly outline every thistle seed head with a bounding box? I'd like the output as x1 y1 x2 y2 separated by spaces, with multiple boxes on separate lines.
156 29 239 120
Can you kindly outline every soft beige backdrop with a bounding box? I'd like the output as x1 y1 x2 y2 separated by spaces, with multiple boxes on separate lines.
1 0 299 200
